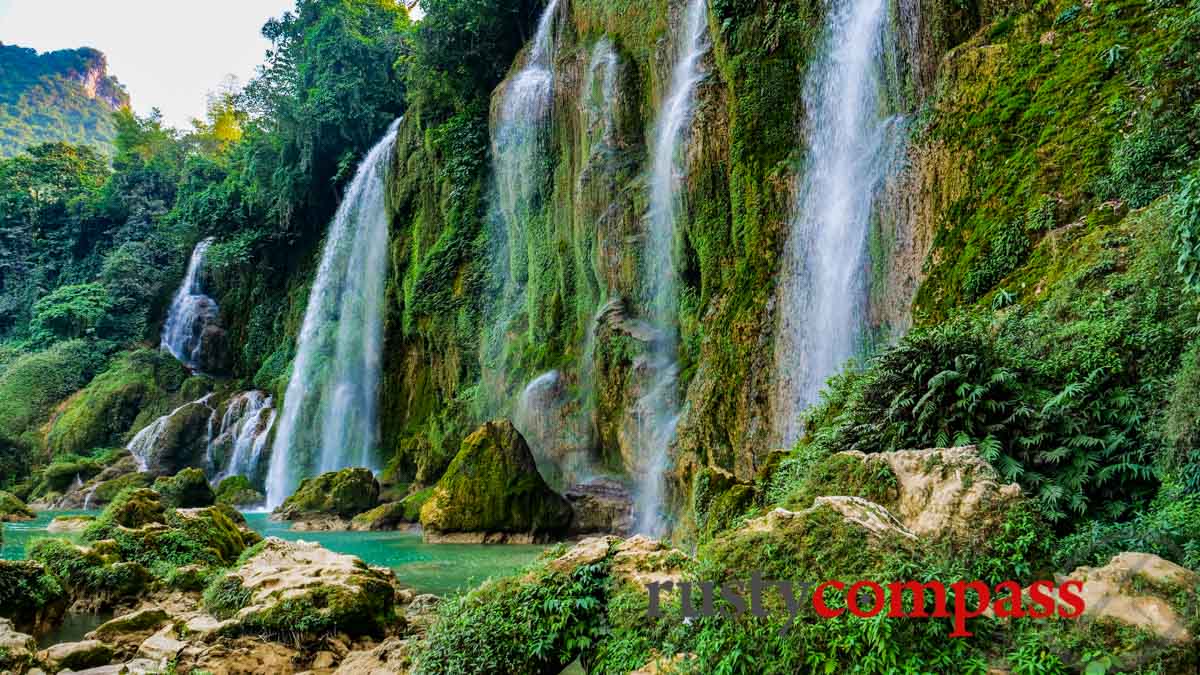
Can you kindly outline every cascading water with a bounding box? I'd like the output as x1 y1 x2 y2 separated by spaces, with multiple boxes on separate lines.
161 238 219 370
483 0 561 407
772 0 905 445
209 391 275 484
634 0 709 536
583 38 619 150
266 119 402 509
127 394 215 473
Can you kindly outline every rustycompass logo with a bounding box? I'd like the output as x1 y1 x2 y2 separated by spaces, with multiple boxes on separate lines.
646 572 1087 637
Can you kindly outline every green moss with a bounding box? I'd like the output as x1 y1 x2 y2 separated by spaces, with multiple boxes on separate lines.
780 453 900 512
153 468 216 508
419 421 572 537
0 340 105 451
43 349 187 457
202 574 252 620
0 560 67 633
215 475 264 507
275 467 380 520
0 489 33 521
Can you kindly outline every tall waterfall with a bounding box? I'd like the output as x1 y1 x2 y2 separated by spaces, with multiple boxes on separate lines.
773 0 903 445
161 238 218 369
634 0 709 536
484 0 561 408
266 118 401 509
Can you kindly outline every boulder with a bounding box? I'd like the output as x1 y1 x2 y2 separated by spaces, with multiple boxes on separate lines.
166 505 263 565
132 399 215 477
403 594 442 635
87 607 171 650
419 421 573 543
0 489 34 521
0 618 37 672
334 637 418 675
610 535 691 588
0 560 68 634
137 625 188 662
565 478 633 535
209 538 397 639
350 501 415 532
101 488 166 529
215 476 265 508
273 468 380 524
48 514 96 534
548 536 620 575
692 467 757 541
1057 552 1197 641
153 468 215 508
173 636 300 675
36 639 113 672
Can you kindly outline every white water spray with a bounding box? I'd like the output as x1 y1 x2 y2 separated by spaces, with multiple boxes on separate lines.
161 238 218 369
266 118 401 509
127 394 215 473
634 0 709 536
210 391 275 484
773 0 902 445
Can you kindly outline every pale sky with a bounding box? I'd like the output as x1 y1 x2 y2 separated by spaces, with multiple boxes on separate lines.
0 0 296 129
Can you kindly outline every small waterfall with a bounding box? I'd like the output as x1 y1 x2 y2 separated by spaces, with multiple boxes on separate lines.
127 394 215 473
161 238 219 369
634 0 709 536
210 391 275 483
70 474 84 492
583 38 620 149
266 119 402 509
772 0 907 445
82 482 99 511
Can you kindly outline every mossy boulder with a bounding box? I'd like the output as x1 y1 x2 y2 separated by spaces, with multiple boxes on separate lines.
215 475 265 507
43 349 187 457
0 559 68 634
349 494 427 532
202 537 397 640
97 488 166 530
692 468 757 542
0 489 33 521
420 421 573 542
47 514 95 533
153 467 215 508
36 639 114 671
274 467 380 521
133 398 215 477
0 618 36 672
29 538 152 609
165 505 262 565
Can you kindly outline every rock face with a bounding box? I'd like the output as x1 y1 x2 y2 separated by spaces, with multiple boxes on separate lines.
565 478 633 535
335 637 418 675
0 618 37 672
212 538 397 639
153 467 216 508
0 489 34 521
133 399 216 477
350 500 416 532
1057 553 1198 643
37 639 113 671
419 420 573 543
0 560 68 635
273 467 380 526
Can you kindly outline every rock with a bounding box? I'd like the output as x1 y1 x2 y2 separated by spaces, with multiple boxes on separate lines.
0 618 37 671
312 651 338 669
172 637 300 675
0 560 69 634
153 468 215 508
214 538 397 639
36 639 113 671
403 594 441 635
608 536 691 589
288 514 354 531
48 514 96 533
631 652 698 675
133 399 217 477
1055 552 1198 642
70 665 124 675
122 658 166 674
419 421 572 543
0 489 34 521
138 625 188 662
215 476 265 508
102 488 166 529
166 504 262 565
564 479 633 535
274 468 380 522
547 536 619 574
350 502 411 532
88 608 171 646
692 467 758 541
334 637 418 675
183 614 237 642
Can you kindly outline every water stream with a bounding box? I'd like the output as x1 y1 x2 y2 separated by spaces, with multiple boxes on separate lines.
634 0 709 536
267 118 402 508
160 238 218 369
773 0 906 445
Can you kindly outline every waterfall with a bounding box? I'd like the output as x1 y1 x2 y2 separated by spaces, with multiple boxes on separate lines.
127 394 215 473
82 481 99 511
583 38 619 148
266 118 402 509
484 0 561 407
634 0 709 536
210 391 275 484
161 238 219 369
772 0 906 445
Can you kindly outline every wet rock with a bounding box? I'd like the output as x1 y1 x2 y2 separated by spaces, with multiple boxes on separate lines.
350 501 418 532
36 639 113 672
48 515 96 534
133 400 216 477
274 468 380 524
215 476 264 508
0 618 37 671
420 421 572 543
564 478 633 535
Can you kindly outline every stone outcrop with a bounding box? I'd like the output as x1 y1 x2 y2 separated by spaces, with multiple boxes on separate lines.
153 468 215 508
564 478 633 535
0 489 34 521
48 515 96 533
419 420 572 543
37 639 113 672
273 467 381 528
0 618 37 672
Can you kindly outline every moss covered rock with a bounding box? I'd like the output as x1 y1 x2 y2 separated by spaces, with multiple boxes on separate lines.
203 537 397 640
215 475 265 507
153 467 215 508
0 560 68 634
166 504 262 566
420 421 572 542
131 397 216 477
0 489 33 521
274 467 380 522
96 488 166 530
